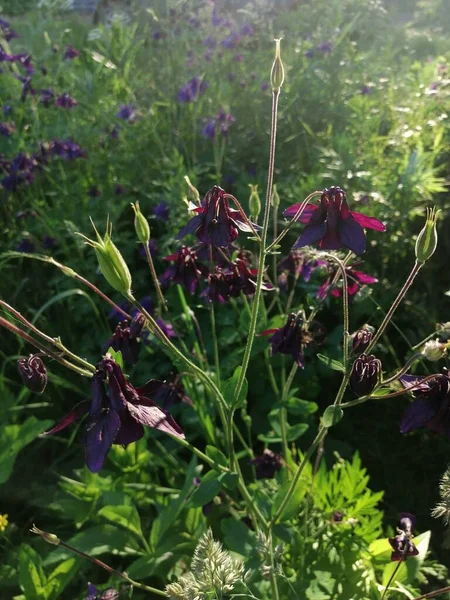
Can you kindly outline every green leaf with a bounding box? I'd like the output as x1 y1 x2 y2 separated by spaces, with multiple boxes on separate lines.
18 544 47 600
317 354 345 372
106 347 124 369
222 518 256 557
98 504 143 538
306 570 336 599
405 530 431 582
286 423 309 441
285 397 318 416
0 417 53 485
189 470 222 508
271 478 307 522
218 471 239 490
47 558 80 600
222 366 248 409
205 445 229 469
322 405 344 428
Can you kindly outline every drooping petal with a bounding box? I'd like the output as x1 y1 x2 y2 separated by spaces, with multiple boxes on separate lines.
352 270 378 284
400 397 439 434
85 409 121 473
338 218 366 254
86 583 99 600
399 374 430 392
42 400 90 436
230 210 261 232
346 281 360 296
126 397 185 438
176 214 204 241
351 211 386 232
114 410 144 446
282 203 318 223
293 222 327 249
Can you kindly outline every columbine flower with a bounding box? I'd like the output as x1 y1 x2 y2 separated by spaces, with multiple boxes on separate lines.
43 358 184 473
40 88 54 107
51 139 86 160
400 370 450 437
1 153 37 192
55 93 78 108
103 320 143 365
177 185 256 248
262 313 311 368
64 45 80 60
283 186 386 255
17 355 47 393
352 327 373 355
349 354 381 397
153 200 170 221
250 449 282 479
317 264 378 299
201 258 271 303
86 583 119 600
0 19 17 42
177 76 208 103
160 246 208 293
389 513 419 561
138 379 192 410
116 104 136 122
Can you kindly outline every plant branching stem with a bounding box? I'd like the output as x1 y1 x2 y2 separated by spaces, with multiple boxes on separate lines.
144 242 167 312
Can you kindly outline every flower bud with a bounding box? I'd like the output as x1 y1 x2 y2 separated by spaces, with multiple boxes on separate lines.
30 525 60 545
272 184 280 209
271 39 285 92
131 201 150 245
130 312 146 339
422 339 447 361
184 175 201 205
352 327 373 355
349 353 382 397
77 219 132 296
248 184 261 220
17 355 47 393
415 207 440 264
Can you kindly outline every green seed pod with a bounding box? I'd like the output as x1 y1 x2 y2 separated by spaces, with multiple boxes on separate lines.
131 201 150 244
248 184 261 220
77 219 132 296
271 38 285 92
272 184 280 209
415 207 440 264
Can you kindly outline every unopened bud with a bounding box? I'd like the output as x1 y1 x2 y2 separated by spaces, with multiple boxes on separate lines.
130 312 146 339
271 39 285 92
131 202 150 245
30 525 60 545
422 339 447 361
352 327 373 355
248 184 261 220
349 354 382 397
77 219 132 296
415 207 440 264
184 175 201 205
272 184 280 209
18 355 47 393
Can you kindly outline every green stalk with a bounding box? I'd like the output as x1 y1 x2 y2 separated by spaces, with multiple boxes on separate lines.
143 241 166 312
280 362 298 461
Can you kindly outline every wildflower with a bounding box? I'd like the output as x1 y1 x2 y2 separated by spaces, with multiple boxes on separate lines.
17 75 34 102
0 121 15 136
317 41 333 54
389 513 419 561
400 370 450 437
262 313 310 368
88 185 101 198
0 19 17 42
422 339 447 361
250 449 282 479
352 327 373 355
283 186 386 255
103 320 142 365
156 317 177 339
64 45 80 60
138 379 192 411
201 258 271 303
51 139 86 160
86 583 119 599
3 104 12 115
42 235 57 249
177 185 256 248
116 104 136 122
160 246 208 293
241 23 254 36
40 88 54 107
349 354 381 397
332 511 344 523
277 249 324 284
16 238 35 253
177 76 208 103
317 264 378 299
222 31 241 49
1 153 37 191
55 93 78 108
201 119 216 140
43 358 184 473
17 355 47 393
304 49 314 58
0 514 8 531
153 201 170 221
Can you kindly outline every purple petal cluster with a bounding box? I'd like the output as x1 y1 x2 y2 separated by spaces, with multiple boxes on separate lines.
0 152 37 191
317 263 378 299
201 257 272 303
250 449 282 480
177 76 208 103
153 200 170 221
50 138 86 160
160 246 208 294
103 315 145 365
116 103 136 122
63 45 80 60
262 313 309 368
0 18 18 42
43 357 184 473
389 513 419 561
202 108 235 140
86 582 119 600
55 93 78 108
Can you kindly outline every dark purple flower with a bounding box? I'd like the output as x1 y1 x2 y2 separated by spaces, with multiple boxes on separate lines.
201 258 271 303
153 201 170 221
317 42 333 54
64 45 80 60
88 185 101 198
222 31 240 49
349 354 381 397
17 75 34 102
261 81 269 91
40 64 48 76
352 328 373 355
211 8 223 27
177 77 208 103
40 88 54 107
177 185 257 248
204 35 216 49
241 23 253 36
277 249 320 283
3 105 12 115
43 358 184 473
304 49 314 58
109 301 130 323
250 450 282 479
16 238 35 252
86 582 119 600
55 93 77 108
160 246 208 293
156 317 176 339
14 53 34 74
399 370 450 437
138 378 192 411
201 120 216 140
1 153 37 191
317 265 378 299
17 355 47 393
42 235 57 249
0 19 17 42
103 321 141 365
261 313 308 368
389 513 419 561
332 511 344 523
116 104 136 122
51 139 86 160
114 183 126 195
0 121 15 136
283 186 386 255
360 85 371 95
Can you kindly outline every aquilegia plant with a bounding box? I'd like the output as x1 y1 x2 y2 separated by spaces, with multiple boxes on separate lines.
1 40 447 600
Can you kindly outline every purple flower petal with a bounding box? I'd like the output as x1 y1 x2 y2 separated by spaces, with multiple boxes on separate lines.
127 398 185 438
282 203 318 222
338 218 366 254
400 397 440 434
42 400 90 436
85 409 121 473
114 410 144 446
86 583 99 600
351 211 386 231
352 270 378 284
293 222 327 248
176 214 203 240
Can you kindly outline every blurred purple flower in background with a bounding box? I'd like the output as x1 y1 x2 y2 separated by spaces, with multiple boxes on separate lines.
40 88 54 107
16 238 35 253
317 41 333 54
0 121 16 136
241 23 253 36
55 93 78 108
153 201 170 221
51 139 86 160
116 104 136 122
63 45 80 60
177 77 208 103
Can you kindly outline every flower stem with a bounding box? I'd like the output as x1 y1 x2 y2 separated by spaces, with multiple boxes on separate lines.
280 362 298 461
170 435 229 472
233 89 280 407
366 260 422 353
382 352 423 385
411 585 450 600
143 242 167 312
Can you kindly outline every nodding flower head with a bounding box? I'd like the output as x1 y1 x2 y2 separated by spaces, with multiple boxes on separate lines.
261 313 311 368
349 354 382 397
160 246 208 293
250 449 282 479
176 185 258 248
389 513 419 562
283 186 386 255
17 355 47 393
